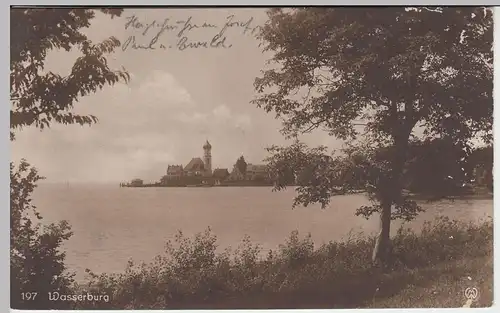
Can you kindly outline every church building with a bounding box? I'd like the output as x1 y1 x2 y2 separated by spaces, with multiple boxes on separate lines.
166 140 213 178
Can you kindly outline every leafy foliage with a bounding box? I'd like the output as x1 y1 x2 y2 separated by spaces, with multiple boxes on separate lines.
469 145 493 168
265 134 481 219
77 218 492 309
10 8 130 309
405 138 473 197
10 160 75 309
254 7 492 144
253 7 492 248
10 8 130 139
265 140 425 221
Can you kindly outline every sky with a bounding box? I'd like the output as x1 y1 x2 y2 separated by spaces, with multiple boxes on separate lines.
11 8 340 183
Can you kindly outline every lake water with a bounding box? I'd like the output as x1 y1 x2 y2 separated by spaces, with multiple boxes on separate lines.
32 184 493 281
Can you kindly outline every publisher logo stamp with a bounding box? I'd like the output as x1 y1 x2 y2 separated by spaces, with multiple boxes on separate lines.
464 287 479 301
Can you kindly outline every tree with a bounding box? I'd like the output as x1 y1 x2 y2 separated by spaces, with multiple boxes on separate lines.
235 156 248 176
254 7 492 265
10 161 75 309
10 8 129 309
10 8 129 139
405 137 473 197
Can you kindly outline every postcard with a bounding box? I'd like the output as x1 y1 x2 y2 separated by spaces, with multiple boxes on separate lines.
10 6 493 310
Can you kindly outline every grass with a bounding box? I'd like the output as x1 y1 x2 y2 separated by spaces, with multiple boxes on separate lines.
64 216 493 309
371 254 493 308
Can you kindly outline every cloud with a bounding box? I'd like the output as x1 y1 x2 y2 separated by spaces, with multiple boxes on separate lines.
11 69 257 183
234 114 252 130
175 104 252 132
176 112 208 124
10 8 294 183
213 105 231 120
138 70 194 107
12 70 195 181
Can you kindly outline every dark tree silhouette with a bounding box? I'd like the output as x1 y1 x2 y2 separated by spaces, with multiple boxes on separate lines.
10 8 129 309
235 156 248 175
10 8 129 139
254 7 492 265
405 138 473 198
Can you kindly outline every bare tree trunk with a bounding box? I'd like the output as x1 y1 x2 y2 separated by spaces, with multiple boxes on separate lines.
371 200 391 266
371 115 412 267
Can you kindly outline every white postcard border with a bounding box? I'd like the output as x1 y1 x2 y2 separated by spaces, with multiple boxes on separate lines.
3 2 499 313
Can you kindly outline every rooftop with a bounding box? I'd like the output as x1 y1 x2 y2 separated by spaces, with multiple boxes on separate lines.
184 157 205 171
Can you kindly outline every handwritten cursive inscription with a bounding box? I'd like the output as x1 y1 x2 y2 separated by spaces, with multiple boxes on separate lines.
121 14 262 52
216 15 261 38
176 16 217 38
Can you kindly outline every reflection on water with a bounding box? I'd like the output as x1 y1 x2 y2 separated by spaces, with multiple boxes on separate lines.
33 184 493 280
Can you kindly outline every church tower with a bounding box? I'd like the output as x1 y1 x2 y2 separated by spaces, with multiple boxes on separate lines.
203 140 212 175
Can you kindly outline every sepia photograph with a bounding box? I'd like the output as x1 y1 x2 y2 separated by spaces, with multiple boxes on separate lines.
10 5 493 310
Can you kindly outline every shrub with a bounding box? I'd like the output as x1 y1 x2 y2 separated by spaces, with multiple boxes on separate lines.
76 215 492 309
10 160 75 310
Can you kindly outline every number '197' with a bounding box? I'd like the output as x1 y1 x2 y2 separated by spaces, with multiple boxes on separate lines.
21 292 37 300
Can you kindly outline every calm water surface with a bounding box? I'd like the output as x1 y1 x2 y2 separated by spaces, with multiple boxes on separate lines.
33 184 493 280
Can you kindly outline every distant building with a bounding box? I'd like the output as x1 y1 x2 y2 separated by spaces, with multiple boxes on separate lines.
167 165 184 179
203 140 212 175
162 142 269 185
245 164 268 181
164 141 214 180
130 178 143 187
184 157 206 176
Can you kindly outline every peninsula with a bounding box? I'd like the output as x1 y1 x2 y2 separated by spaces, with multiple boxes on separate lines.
122 140 273 188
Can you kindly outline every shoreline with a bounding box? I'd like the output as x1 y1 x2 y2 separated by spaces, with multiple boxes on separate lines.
120 184 493 200
68 218 493 309
121 183 277 188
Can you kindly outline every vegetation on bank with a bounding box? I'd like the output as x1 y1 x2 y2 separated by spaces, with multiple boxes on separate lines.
254 7 492 266
10 155 493 310
371 253 493 308
25 216 489 310
10 153 493 310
